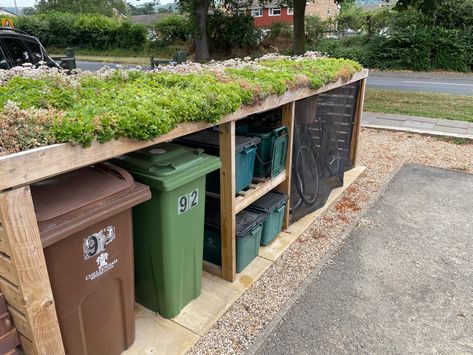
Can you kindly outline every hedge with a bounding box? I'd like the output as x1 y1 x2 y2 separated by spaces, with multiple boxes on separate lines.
15 12 147 51
0 55 362 155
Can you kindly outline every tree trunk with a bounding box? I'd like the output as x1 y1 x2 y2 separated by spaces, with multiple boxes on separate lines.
293 0 306 55
194 0 210 62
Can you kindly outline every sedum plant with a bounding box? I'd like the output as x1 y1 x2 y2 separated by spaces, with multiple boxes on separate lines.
0 53 362 155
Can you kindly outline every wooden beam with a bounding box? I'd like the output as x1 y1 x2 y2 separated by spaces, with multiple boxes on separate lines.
350 78 367 166
277 102 296 228
0 70 369 192
0 187 65 355
219 121 236 282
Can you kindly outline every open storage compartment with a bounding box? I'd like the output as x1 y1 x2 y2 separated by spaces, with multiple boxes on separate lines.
0 69 367 354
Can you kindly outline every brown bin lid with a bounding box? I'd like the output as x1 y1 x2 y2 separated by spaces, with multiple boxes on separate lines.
32 163 134 222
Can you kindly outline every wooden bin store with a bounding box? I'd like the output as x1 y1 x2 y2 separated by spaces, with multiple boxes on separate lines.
0 69 367 354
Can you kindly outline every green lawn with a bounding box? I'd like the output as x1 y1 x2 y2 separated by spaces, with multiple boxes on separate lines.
364 88 473 122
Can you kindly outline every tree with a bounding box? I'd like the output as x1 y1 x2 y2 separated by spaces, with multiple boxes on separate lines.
128 1 158 15
35 0 129 16
22 7 38 15
395 0 442 14
292 0 306 54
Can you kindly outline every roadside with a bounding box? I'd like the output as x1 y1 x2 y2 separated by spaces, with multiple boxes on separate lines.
75 55 149 65
364 89 473 122
188 128 473 353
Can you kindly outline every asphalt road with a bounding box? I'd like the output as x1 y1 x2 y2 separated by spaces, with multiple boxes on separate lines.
367 71 473 95
76 61 151 71
255 164 473 354
76 61 473 95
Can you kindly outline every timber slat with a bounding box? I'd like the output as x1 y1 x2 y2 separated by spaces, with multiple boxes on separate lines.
0 224 11 257
0 255 18 285
18 334 34 355
0 70 368 192
0 188 64 354
0 277 24 314
8 306 32 340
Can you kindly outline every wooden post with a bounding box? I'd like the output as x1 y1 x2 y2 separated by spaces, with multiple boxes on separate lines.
0 187 64 355
350 78 366 166
219 121 236 282
277 102 295 229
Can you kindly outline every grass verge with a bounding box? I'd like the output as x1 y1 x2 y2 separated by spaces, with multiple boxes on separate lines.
364 88 473 122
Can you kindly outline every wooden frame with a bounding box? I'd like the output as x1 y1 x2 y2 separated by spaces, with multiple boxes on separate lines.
350 78 366 166
0 70 368 352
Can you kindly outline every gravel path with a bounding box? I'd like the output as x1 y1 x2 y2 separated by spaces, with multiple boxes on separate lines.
189 128 473 354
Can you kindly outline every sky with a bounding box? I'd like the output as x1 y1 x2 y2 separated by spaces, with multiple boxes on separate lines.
1 0 171 8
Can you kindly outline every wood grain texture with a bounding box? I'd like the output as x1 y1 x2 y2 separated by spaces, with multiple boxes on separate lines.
0 187 64 355
0 71 368 191
0 255 17 285
276 102 296 228
0 223 12 256
219 121 236 282
350 78 367 166
0 277 24 314
202 261 222 278
235 171 287 214
8 306 32 340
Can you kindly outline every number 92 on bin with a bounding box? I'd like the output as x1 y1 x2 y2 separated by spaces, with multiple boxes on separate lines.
178 188 198 215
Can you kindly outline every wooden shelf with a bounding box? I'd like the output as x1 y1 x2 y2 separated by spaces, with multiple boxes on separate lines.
234 171 287 214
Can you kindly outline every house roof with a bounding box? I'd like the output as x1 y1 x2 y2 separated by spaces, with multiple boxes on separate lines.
0 8 18 16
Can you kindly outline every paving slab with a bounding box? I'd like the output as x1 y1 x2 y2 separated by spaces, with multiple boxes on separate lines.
255 164 473 354
362 112 473 139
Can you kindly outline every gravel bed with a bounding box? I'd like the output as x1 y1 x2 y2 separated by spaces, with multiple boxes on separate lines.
189 128 473 355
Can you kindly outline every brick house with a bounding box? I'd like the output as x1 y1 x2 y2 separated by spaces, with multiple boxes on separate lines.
241 0 338 28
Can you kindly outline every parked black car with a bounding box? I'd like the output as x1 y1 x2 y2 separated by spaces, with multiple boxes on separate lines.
0 27 62 70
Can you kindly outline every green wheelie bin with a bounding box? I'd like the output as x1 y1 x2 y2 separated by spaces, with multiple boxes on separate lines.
114 143 221 318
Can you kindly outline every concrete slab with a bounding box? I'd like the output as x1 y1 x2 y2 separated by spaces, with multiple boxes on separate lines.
171 275 240 336
433 125 469 134
436 119 470 128
255 164 473 354
124 305 199 355
259 232 298 262
402 120 437 129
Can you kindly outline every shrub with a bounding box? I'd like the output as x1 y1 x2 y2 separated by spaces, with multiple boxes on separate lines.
207 11 260 54
305 16 328 45
15 12 147 51
268 21 292 40
155 15 191 43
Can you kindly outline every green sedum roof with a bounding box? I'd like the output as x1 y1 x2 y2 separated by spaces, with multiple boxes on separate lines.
0 54 362 156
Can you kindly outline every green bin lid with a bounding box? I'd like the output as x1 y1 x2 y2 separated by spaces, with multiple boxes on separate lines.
114 143 221 191
176 130 260 154
205 196 266 238
247 191 287 213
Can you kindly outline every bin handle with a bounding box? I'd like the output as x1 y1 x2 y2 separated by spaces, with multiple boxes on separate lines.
274 125 288 137
275 203 286 213
95 163 134 184
151 163 177 172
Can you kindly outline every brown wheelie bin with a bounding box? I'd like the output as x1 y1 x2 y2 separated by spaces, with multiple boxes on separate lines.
31 163 151 355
